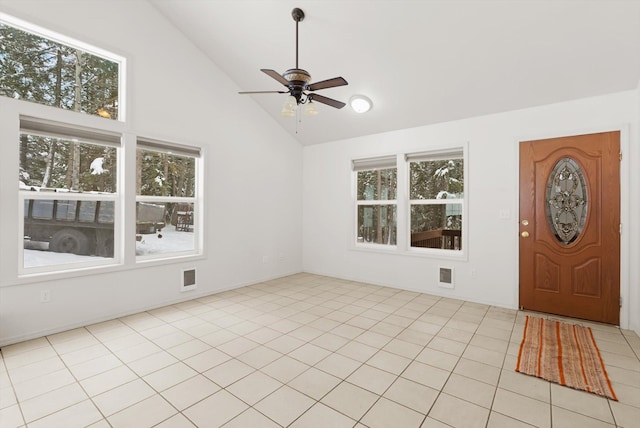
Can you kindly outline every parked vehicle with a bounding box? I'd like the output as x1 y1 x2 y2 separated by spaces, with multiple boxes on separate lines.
23 199 165 257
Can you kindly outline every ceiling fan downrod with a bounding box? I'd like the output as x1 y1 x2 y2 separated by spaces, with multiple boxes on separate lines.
283 7 311 101
292 7 304 69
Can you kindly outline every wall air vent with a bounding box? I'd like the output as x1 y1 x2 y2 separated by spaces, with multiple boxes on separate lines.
181 268 196 291
438 266 454 289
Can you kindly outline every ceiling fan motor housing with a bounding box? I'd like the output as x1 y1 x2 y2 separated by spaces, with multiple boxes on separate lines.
283 68 312 85
283 68 311 104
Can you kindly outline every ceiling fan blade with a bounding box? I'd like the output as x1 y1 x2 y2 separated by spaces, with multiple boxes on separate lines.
307 76 348 91
309 93 346 109
238 90 287 94
261 69 290 86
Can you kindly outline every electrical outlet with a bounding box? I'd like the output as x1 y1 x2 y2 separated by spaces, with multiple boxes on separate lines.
262 256 269 264
40 289 51 303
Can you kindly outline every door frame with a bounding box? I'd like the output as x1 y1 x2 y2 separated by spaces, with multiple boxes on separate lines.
515 124 631 328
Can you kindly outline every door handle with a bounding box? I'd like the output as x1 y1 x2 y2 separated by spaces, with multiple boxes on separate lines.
521 231 530 238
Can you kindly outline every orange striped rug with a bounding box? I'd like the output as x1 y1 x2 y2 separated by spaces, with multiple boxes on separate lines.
516 316 617 400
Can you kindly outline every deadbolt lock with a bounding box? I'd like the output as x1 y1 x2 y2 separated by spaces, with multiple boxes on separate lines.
521 220 529 226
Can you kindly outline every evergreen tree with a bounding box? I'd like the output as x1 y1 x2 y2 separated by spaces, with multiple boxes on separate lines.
1 22 119 191
357 168 396 244
410 159 463 233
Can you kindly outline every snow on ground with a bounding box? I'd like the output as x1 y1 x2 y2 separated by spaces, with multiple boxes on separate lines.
23 225 194 268
136 225 194 256
24 246 100 268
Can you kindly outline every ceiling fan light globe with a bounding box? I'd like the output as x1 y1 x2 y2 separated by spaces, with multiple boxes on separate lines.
284 95 297 106
281 96 297 117
304 102 319 116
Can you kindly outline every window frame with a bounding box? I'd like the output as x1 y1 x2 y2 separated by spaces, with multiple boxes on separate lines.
17 113 124 275
350 144 468 260
0 13 207 285
135 137 203 262
352 155 398 249
0 12 127 122
1 99 205 286
406 148 466 257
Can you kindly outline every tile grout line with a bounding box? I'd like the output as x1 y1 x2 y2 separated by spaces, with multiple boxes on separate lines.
0 346 29 428
3 274 638 427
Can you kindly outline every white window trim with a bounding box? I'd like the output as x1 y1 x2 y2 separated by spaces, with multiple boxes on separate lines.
349 143 468 261
352 155 398 249
0 12 127 122
407 145 467 259
135 139 202 262
0 14 205 285
18 114 123 276
0 98 205 286
0 99 126 283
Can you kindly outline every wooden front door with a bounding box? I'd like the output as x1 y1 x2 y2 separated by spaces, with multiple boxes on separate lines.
519 132 620 325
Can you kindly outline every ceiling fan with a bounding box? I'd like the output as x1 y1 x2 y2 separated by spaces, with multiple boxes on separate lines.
239 7 348 115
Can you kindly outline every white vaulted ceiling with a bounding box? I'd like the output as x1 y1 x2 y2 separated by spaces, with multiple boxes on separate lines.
150 0 640 145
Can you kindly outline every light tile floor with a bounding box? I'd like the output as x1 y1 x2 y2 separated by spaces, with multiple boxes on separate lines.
1 273 639 427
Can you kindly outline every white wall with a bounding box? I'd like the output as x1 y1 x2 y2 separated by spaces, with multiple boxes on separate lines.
303 90 640 334
634 80 640 334
0 1 303 345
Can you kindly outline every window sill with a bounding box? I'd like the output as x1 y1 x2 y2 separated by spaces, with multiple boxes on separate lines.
4 252 205 287
350 243 467 261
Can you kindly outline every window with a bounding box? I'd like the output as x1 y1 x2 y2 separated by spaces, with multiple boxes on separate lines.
19 118 120 270
1 14 203 282
353 156 397 246
0 17 122 120
408 150 464 251
351 147 466 256
136 138 201 259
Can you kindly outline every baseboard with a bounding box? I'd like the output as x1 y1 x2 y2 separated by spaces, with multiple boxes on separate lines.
301 268 518 311
0 269 302 348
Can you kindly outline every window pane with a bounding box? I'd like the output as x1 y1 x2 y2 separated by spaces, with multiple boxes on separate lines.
136 202 195 256
19 133 117 193
410 159 463 200
0 22 119 119
23 198 115 268
55 200 77 221
137 150 196 197
357 205 397 245
410 204 462 250
78 201 97 222
31 200 54 219
357 168 397 201
97 201 114 223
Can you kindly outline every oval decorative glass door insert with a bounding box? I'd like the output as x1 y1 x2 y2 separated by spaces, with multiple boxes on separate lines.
546 157 588 245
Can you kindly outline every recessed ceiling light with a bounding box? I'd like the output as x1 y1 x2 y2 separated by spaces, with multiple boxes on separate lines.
350 95 372 113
